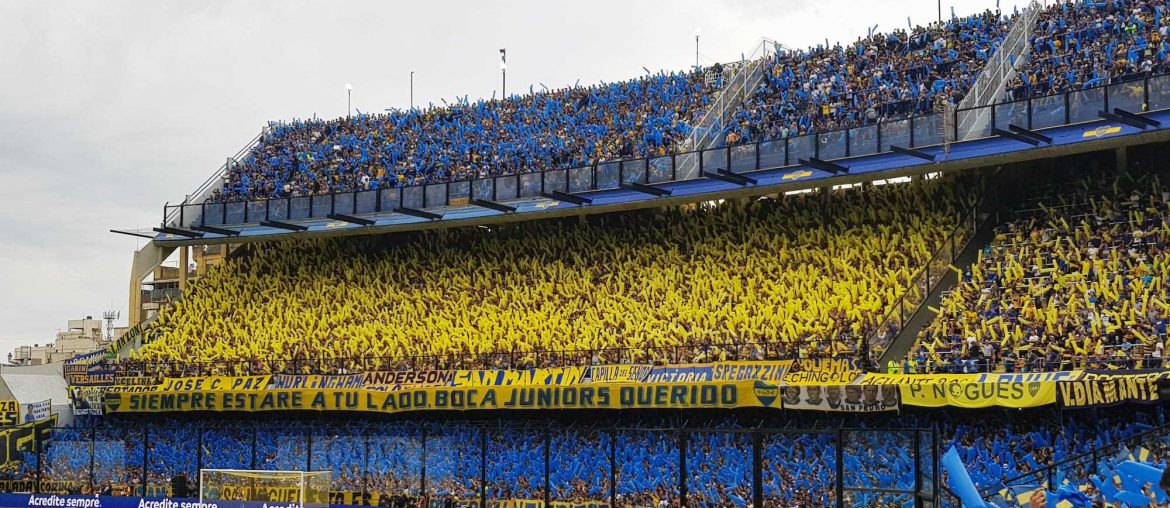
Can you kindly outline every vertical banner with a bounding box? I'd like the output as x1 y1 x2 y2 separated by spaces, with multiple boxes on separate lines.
24 400 50 423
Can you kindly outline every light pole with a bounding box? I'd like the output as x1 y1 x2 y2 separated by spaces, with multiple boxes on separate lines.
410 71 414 110
694 28 701 70
499 48 507 98
345 83 353 118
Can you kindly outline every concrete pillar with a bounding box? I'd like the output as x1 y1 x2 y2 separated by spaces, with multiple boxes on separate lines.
178 246 189 292
1116 146 1128 172
128 263 140 327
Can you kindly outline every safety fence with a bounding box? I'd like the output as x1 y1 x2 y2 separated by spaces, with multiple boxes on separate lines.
106 337 861 377
8 422 938 508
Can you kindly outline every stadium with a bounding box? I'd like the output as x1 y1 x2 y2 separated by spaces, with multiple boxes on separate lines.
7 0 1170 506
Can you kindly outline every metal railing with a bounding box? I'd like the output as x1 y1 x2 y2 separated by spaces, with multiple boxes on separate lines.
867 203 982 363
16 423 937 508
685 39 772 153
895 345 1167 375
162 127 269 228
115 336 860 377
978 421 1170 499
954 0 1041 139
164 73 1170 229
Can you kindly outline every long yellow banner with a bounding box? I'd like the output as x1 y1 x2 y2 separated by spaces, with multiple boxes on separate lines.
91 368 1170 413
103 381 781 414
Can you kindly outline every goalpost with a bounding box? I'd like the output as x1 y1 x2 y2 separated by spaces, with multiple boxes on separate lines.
199 469 330 507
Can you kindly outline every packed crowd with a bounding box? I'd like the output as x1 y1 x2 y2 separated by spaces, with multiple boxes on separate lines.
18 419 909 507
943 410 1162 496
725 9 1012 145
200 0 1170 206
216 71 711 202
550 429 610 503
1005 0 1170 101
216 8 1015 202
21 409 1168 507
688 430 752 507
907 168 1170 373
134 177 973 375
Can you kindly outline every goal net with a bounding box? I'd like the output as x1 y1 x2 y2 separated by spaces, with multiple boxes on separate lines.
199 469 330 507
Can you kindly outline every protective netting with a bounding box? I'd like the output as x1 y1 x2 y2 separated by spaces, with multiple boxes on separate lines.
199 469 329 507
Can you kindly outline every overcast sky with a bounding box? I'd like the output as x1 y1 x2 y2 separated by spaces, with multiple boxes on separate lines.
0 0 1030 353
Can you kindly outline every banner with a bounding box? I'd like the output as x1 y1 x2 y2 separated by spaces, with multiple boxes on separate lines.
0 487 602 508
0 480 81 495
464 501 609 508
203 485 327 505
0 495 311 508
645 361 789 384
62 364 88 380
0 401 18 426
405 499 598 508
644 365 715 383
857 371 1080 385
329 491 415 507
24 400 50 423
70 387 104 416
63 350 108 385
782 358 861 385
1079 369 1170 381
710 361 790 382
899 380 1057 408
1058 378 1161 407
155 376 271 392
781 385 898 411
103 381 782 414
584 364 654 383
269 374 365 389
112 375 161 386
67 369 115 386
0 415 55 468
453 367 586 386
63 350 105 365
363 370 455 390
0 494 609 508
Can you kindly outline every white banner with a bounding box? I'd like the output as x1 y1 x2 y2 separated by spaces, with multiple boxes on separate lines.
781 384 899 412
70 387 103 416
25 400 50 422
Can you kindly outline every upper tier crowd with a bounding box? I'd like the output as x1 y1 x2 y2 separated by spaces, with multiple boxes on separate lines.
210 0 1170 204
133 177 973 375
907 167 1170 373
216 72 712 201
724 9 1011 144
1006 0 1170 100
215 6 1009 201
21 409 1169 508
